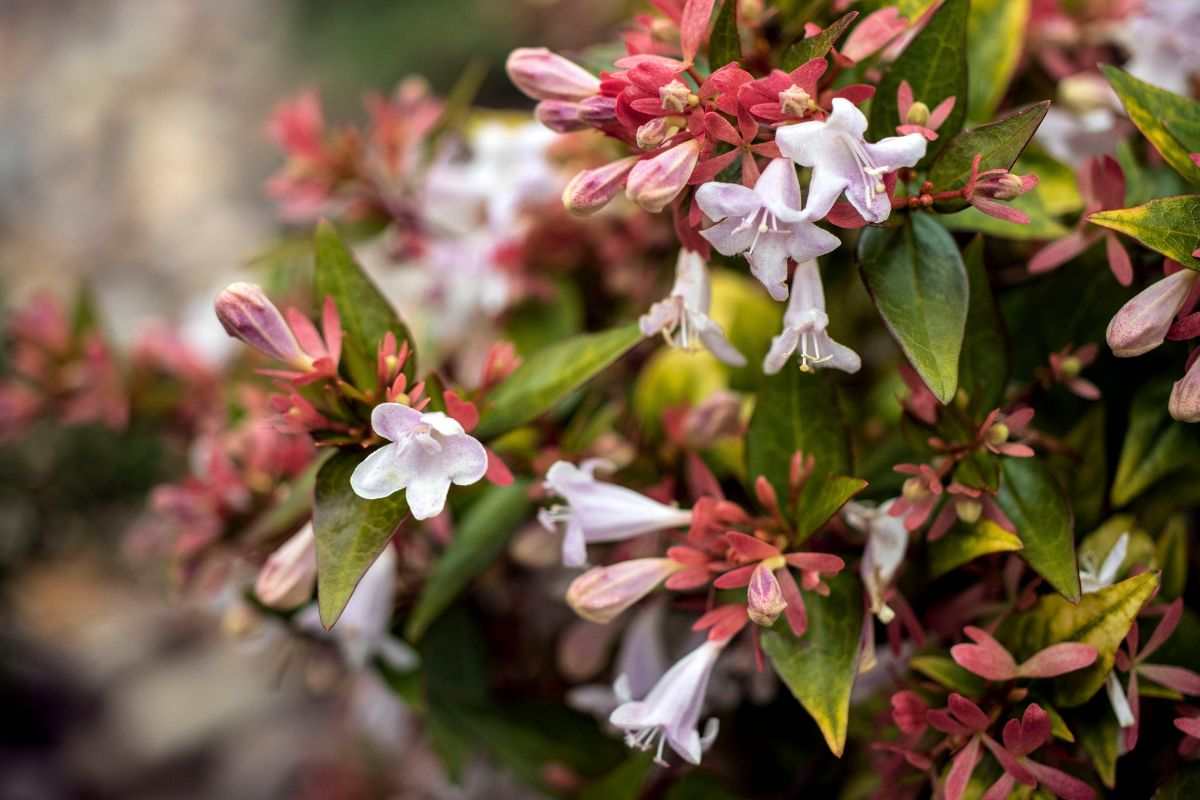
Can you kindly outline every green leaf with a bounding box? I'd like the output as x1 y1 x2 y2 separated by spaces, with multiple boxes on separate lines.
745 367 851 505
929 520 1023 578
1055 406 1107 532
955 449 1001 493
909 653 987 697
868 0 969 162
313 448 409 628
1157 515 1189 600
1072 696 1119 788
475 323 643 439
313 220 415 391
761 573 863 756
928 101 1050 210
958 237 1008 415
1112 380 1200 507
966 0 1030 123
1157 766 1200 800
997 572 1159 707
580 753 653 800
858 214 969 404
996 456 1081 602
793 475 869 544
780 10 857 70
1088 195 1200 271
707 0 741 68
406 481 532 641
1101 65 1200 185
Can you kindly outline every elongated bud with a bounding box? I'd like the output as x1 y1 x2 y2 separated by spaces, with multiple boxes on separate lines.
216 282 313 370
1169 355 1200 422
566 558 682 623
562 156 639 215
506 47 600 102
625 139 701 214
578 95 617 126
254 523 317 609
747 562 787 626
535 100 590 133
1106 269 1198 357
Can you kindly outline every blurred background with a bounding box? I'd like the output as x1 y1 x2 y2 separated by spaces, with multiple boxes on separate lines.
0 2 624 797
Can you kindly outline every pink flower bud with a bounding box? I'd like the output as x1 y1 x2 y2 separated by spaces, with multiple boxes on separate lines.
746 562 787 626
535 100 590 133
626 139 701 213
1107 269 1199 357
565 558 682 623
254 523 317 609
1169 354 1200 422
578 95 617 126
636 116 683 150
215 282 314 370
506 47 600 102
562 156 639 215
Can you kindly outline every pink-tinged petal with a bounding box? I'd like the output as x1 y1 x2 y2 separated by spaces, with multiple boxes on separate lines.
1089 154 1125 211
1192 154 1200 168
927 505 956 542
679 0 716 64
724 531 781 560
828 83 875 106
783 552 844 573
1175 717 1200 737
972 196 1030 224
1142 599 1184 660
944 736 982 800
1019 704 1052 754
948 693 990 732
1023 761 1097 800
952 626 1019 681
824 201 868 228
1017 643 1098 678
1005 406 1035 430
840 6 907 63
995 442 1035 457
484 448 514 486
1068 378 1102 399
897 80 913 118
322 296 342 365
693 603 750 642
443 390 480 432
1167 311 1200 340
1138 664 1200 696
285 307 327 360
927 709 972 737
890 690 928 735
1170 351 1200 422
776 567 808 637
1105 233 1134 287
928 96 957 129
370 402 423 442
614 53 688 71
689 149 740 184
713 564 756 589
981 774 1017 800
665 566 712 590
1124 670 1141 751
1028 231 1094 274
981 736 1037 786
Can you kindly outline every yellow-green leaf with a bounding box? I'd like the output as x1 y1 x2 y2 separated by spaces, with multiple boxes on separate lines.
929 519 1023 578
1157 515 1189 600
1101 65 1200 185
1089 195 1200 271
761 573 862 756
966 0 1030 122
780 11 857 71
997 572 1159 707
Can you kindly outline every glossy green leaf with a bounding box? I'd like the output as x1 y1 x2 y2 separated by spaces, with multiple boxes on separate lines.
1101 65 1200 185
928 520 1023 578
1088 194 1200 270
313 448 409 628
313 220 415 391
746 367 851 505
954 449 1001 493
909 653 987 697
1157 515 1189 599
966 0 1030 122
1112 380 1200 507
929 101 1050 210
1056 406 1106 532
997 456 1080 602
958 237 1008 415
761 572 863 756
997 572 1159 707
793 475 868 544
780 11 857 70
859 214 969 404
475 323 643 439
707 0 741 68
868 0 968 161
406 481 532 641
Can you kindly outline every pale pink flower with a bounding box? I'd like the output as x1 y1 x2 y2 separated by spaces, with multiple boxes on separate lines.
254 523 317 609
566 558 685 623
1107 269 1199 357
639 250 746 366
763 259 860 374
